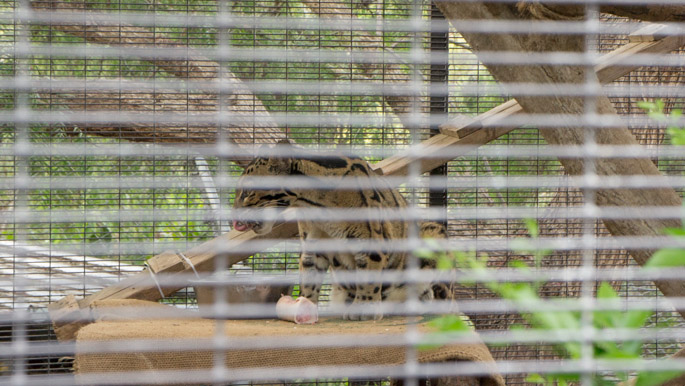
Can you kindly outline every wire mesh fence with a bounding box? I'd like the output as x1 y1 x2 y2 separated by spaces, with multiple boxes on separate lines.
1 0 685 385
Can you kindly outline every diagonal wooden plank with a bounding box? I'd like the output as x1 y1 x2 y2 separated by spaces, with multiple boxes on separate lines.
372 23 685 176
49 23 685 340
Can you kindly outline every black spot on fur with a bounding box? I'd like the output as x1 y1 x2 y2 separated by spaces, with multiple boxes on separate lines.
302 260 315 268
299 156 349 169
332 257 341 267
296 197 325 207
373 286 380 293
346 230 360 238
348 163 370 176
433 284 448 300
260 193 287 201
357 191 368 206
369 190 382 203
370 253 382 262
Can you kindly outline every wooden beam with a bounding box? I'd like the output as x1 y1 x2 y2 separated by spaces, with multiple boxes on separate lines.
48 23 685 340
519 3 685 23
49 221 298 340
660 347 685 386
373 23 685 176
437 1 685 320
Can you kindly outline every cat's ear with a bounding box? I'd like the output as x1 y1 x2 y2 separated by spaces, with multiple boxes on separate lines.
268 141 292 174
268 156 291 174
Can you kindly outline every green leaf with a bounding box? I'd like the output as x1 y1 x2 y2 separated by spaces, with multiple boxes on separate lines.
437 255 454 270
524 374 546 384
594 283 622 329
508 259 530 269
595 378 621 386
523 218 540 238
597 282 618 299
414 248 435 260
664 227 685 237
645 248 685 268
621 340 645 358
428 315 471 333
415 337 442 351
419 315 473 350
668 127 685 145
593 340 624 358
623 310 653 330
637 101 658 112
635 371 684 386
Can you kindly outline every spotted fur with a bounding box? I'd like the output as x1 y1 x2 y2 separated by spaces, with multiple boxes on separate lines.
233 141 450 321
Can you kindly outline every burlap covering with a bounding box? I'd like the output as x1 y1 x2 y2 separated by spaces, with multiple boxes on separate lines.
75 300 504 386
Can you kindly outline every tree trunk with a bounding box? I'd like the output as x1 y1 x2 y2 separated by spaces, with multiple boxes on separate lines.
435 2 685 317
299 0 422 130
30 0 284 152
516 2 685 21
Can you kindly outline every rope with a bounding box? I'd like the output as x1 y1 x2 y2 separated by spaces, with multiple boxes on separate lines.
176 250 200 279
144 262 165 299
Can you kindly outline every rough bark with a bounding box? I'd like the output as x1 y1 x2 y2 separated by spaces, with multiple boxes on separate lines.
435 2 685 320
35 86 273 148
601 5 685 21
516 2 685 21
30 0 284 149
660 347 685 386
300 0 423 129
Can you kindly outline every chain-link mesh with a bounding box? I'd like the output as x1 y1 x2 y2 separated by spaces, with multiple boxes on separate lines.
1 0 685 385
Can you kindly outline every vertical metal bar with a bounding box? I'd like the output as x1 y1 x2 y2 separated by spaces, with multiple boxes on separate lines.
404 1 425 385
581 4 601 386
12 0 31 383
429 3 448 226
214 1 232 384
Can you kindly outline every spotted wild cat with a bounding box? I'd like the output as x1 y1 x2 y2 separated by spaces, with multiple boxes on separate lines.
233 141 449 320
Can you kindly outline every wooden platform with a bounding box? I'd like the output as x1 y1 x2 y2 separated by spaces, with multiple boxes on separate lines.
73 299 504 386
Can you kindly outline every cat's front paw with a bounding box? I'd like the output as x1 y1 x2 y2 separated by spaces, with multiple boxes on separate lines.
343 301 383 321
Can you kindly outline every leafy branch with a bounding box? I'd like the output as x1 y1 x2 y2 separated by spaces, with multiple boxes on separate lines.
637 100 685 146
418 217 683 386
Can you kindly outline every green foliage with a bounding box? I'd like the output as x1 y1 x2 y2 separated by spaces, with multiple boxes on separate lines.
421 218 683 386
0 0 455 251
637 100 685 146
646 248 685 268
638 99 685 269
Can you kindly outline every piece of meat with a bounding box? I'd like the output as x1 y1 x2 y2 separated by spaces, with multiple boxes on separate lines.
276 295 318 324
